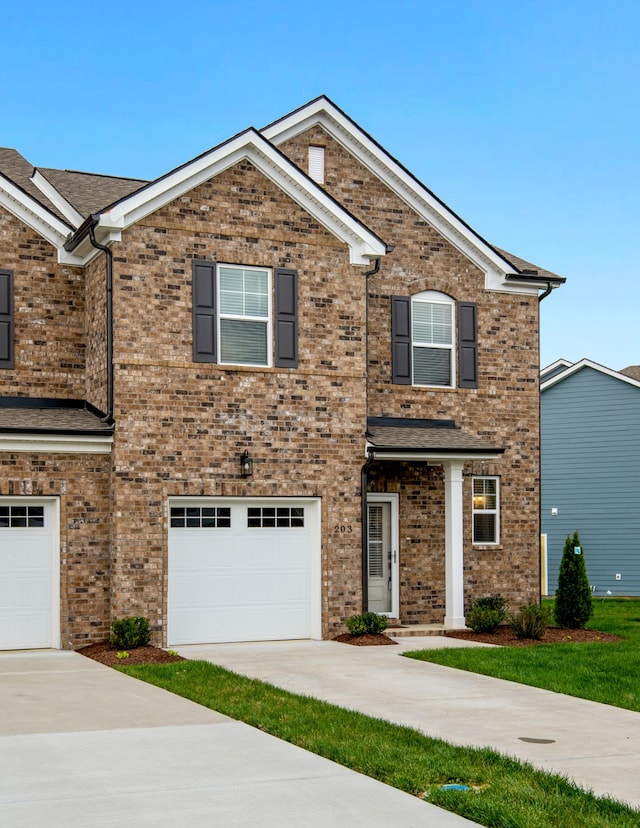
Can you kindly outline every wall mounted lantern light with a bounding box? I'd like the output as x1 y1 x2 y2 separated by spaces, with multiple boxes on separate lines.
240 450 253 478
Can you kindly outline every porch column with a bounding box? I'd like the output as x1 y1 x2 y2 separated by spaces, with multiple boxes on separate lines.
444 460 466 629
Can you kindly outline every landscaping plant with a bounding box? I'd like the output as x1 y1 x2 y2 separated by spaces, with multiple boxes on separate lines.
345 611 388 635
509 603 551 640
467 595 508 633
554 531 593 628
109 616 151 650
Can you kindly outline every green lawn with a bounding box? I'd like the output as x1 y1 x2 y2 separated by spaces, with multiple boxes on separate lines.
405 598 640 712
121 658 639 827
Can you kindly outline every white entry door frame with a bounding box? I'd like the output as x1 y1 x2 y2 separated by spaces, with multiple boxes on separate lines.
366 493 399 618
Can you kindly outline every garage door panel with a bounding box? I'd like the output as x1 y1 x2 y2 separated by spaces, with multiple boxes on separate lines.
168 498 317 645
0 499 58 650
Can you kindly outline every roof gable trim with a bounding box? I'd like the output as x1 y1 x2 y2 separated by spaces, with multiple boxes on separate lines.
88 128 386 266
541 358 640 391
0 172 74 250
262 97 546 294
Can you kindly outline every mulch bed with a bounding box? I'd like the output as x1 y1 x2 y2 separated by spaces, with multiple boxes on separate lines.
78 642 185 667
443 625 622 647
78 624 622 665
332 633 398 646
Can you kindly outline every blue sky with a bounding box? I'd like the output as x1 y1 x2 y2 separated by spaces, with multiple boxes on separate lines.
3 1 639 370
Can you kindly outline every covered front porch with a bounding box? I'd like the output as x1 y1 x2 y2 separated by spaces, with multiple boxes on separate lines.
363 417 504 630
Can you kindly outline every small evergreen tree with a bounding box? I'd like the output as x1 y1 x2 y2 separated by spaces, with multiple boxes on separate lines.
554 531 593 628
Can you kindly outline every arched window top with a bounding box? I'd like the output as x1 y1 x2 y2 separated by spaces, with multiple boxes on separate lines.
412 289 454 304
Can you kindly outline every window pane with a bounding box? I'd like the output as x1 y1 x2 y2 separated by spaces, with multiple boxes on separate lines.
220 320 268 364
474 513 496 543
412 301 452 345
219 267 268 318
413 346 451 386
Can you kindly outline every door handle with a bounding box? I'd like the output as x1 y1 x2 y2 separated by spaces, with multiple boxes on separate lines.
393 550 397 563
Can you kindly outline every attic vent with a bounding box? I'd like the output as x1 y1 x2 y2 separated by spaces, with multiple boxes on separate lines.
308 146 325 184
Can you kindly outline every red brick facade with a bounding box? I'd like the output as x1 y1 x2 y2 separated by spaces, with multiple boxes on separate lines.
0 99 553 648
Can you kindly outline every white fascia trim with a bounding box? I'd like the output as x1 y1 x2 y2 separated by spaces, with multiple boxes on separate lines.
540 358 573 379
366 444 503 463
0 434 113 454
541 358 640 392
97 131 386 267
263 101 538 294
31 170 84 227
0 176 72 250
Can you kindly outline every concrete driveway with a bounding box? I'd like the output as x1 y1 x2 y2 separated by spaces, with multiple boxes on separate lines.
177 637 640 810
0 650 478 827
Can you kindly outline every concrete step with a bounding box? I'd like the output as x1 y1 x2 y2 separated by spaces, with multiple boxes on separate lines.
387 624 446 637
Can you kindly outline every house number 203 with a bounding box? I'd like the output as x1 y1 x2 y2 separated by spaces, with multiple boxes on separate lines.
334 524 353 534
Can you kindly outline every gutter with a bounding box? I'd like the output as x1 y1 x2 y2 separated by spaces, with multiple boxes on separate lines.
504 271 565 304
65 217 114 425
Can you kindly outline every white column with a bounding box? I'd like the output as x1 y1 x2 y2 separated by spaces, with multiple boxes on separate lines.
444 460 466 629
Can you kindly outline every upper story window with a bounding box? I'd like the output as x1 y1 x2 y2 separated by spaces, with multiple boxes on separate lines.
411 292 455 387
391 292 477 389
218 265 271 366
193 260 298 369
0 269 14 370
472 476 500 544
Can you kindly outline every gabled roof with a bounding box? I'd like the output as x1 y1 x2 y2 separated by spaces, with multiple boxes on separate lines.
262 96 565 294
540 358 573 382
37 168 147 221
65 127 388 266
541 358 640 392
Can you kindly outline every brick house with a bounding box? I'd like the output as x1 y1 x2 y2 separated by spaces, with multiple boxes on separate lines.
0 97 564 650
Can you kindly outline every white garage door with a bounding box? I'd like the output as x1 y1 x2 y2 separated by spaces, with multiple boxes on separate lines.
168 498 320 645
0 499 59 650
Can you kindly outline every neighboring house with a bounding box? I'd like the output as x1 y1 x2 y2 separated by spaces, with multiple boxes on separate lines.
0 96 564 651
541 359 640 596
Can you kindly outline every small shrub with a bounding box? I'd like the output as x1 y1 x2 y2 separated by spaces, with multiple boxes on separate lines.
554 531 594 628
345 612 388 636
116 651 129 660
509 603 551 640
467 596 508 633
109 616 151 650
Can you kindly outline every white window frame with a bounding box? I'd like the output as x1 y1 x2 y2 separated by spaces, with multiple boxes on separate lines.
472 476 500 545
217 263 272 367
411 290 456 388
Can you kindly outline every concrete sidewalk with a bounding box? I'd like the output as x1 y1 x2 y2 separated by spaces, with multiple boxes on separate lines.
178 637 640 809
0 650 478 827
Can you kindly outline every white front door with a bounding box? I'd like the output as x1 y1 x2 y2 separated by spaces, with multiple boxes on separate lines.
367 494 398 617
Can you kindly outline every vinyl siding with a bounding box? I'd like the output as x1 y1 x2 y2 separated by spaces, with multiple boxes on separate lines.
541 367 640 596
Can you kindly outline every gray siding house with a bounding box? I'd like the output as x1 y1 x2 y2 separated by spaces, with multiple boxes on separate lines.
541 359 640 596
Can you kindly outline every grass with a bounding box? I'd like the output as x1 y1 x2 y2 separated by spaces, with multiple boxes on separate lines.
405 598 640 712
121 658 639 827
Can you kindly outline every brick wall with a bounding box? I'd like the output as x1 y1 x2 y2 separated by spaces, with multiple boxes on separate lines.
106 160 368 640
0 207 86 400
280 126 541 614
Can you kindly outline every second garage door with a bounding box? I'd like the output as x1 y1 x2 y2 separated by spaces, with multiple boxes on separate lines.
168 498 320 645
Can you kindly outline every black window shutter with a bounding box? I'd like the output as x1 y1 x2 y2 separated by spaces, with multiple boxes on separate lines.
458 301 478 389
391 296 411 384
0 269 14 370
274 268 298 368
192 260 216 363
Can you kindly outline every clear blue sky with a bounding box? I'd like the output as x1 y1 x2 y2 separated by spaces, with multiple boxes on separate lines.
3 1 638 370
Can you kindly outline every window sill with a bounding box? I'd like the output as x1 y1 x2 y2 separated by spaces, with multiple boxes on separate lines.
472 544 502 550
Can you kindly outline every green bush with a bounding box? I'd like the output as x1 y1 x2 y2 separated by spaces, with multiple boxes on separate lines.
345 612 388 636
109 616 151 649
509 603 551 640
467 595 508 633
554 531 594 628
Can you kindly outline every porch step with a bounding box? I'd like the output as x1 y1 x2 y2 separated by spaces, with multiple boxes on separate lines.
387 624 446 637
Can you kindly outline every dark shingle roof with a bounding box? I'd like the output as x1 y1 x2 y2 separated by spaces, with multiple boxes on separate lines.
620 365 640 381
0 148 70 223
493 247 563 282
37 168 147 218
367 417 503 454
0 398 113 434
